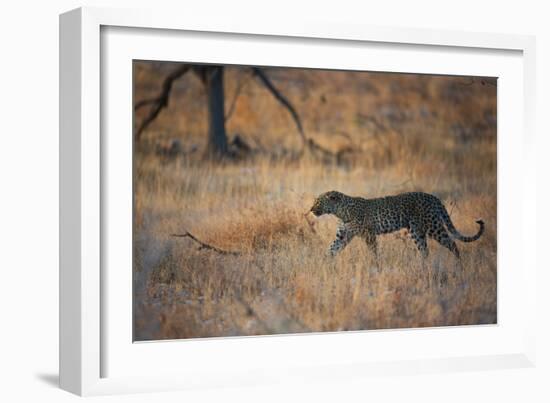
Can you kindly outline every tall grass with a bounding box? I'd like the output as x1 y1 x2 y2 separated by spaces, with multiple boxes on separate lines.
133 63 496 340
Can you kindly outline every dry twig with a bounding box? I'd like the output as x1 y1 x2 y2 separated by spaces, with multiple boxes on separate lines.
171 230 241 255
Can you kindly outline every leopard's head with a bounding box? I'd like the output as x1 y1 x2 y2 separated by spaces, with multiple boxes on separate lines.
310 191 346 217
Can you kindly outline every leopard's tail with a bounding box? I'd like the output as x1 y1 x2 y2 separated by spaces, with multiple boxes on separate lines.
439 205 484 242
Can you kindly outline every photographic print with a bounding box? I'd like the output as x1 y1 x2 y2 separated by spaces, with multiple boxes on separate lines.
133 61 497 341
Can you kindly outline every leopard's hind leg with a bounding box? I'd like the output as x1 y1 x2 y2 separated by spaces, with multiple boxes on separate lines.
409 221 429 259
428 224 463 283
428 224 460 260
408 221 429 279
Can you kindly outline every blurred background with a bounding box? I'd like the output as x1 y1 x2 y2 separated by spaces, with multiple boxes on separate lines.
133 62 496 341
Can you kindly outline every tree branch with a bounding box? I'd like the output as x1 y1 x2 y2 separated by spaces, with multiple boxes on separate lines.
171 230 241 256
134 65 190 141
252 67 306 149
134 97 160 110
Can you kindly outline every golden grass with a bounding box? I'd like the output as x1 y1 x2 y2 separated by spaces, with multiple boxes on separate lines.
133 64 497 340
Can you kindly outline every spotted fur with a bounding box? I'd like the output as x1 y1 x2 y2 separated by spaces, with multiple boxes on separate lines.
310 190 484 260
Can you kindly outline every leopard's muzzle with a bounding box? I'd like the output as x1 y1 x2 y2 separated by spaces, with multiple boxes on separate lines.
310 206 322 216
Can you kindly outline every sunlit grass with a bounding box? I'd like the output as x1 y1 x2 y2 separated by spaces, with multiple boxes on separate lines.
133 65 496 341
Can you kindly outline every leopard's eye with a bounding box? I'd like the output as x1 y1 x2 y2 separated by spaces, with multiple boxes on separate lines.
328 194 338 201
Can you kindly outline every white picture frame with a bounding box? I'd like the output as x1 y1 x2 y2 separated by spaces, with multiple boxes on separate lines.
59 6 537 396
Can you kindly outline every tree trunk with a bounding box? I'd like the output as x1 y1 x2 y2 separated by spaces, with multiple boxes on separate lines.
204 66 229 156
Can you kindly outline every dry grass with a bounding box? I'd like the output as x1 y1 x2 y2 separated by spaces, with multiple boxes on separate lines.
133 63 497 341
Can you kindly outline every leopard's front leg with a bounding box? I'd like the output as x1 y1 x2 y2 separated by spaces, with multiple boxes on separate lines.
327 223 355 257
365 230 380 270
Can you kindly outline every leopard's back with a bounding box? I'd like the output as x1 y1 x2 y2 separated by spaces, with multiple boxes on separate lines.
361 192 444 235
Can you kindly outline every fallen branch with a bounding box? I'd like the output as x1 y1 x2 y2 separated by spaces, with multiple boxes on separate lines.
171 230 241 256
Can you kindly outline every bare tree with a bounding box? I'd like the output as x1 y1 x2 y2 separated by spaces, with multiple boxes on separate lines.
134 64 305 157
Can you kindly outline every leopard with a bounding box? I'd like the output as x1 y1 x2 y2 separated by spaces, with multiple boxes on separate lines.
309 190 484 261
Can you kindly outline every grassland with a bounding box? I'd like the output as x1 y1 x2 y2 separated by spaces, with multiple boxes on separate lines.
133 63 497 341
